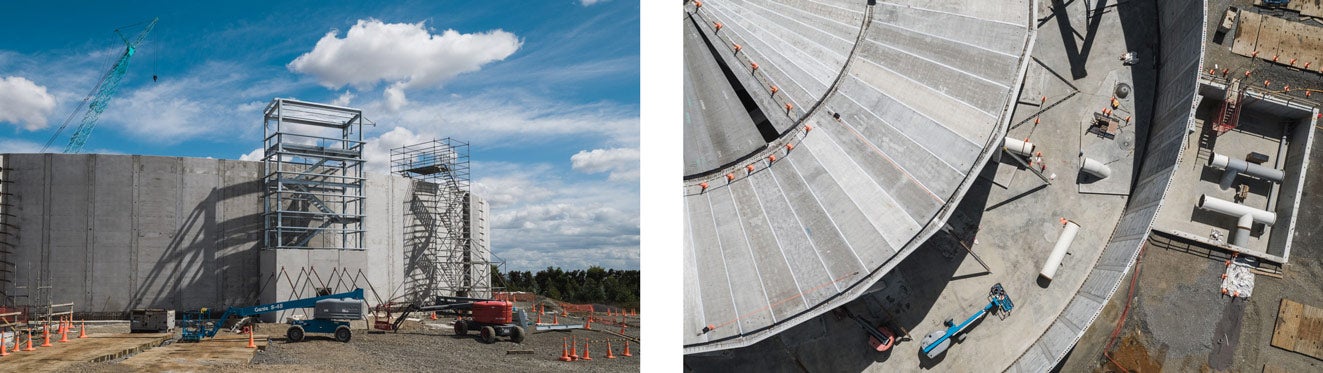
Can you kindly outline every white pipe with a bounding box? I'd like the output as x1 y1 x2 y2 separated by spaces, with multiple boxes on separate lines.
1232 214 1253 247
1003 137 1036 157
1080 158 1111 179
1210 153 1284 190
1039 220 1080 282
1197 194 1276 225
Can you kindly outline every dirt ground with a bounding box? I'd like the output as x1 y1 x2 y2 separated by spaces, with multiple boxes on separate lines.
63 318 640 372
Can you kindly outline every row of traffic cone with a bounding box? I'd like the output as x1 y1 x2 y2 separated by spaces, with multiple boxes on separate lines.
0 318 89 357
559 336 633 361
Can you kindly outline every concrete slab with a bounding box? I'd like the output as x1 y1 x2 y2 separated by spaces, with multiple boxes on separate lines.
0 332 170 371
682 0 1034 353
120 332 268 371
1078 70 1137 196
684 17 766 177
1153 97 1285 255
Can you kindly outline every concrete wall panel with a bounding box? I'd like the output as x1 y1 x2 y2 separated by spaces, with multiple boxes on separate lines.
1 154 485 319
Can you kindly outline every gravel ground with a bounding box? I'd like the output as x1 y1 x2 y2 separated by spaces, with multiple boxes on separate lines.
248 320 640 372
64 318 641 372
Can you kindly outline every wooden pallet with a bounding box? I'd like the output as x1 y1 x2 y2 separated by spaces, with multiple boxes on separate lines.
1271 298 1323 360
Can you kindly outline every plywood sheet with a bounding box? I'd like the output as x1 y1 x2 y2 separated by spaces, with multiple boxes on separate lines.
1271 298 1323 359
1232 10 1323 74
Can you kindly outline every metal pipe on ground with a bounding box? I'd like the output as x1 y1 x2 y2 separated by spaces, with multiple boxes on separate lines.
1039 220 1080 282
1080 157 1111 179
1209 153 1284 190
1232 213 1253 247
1197 194 1276 225
1003 137 1036 157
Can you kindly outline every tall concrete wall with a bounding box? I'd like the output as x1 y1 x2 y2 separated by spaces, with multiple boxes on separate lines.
1009 0 1206 371
0 153 489 319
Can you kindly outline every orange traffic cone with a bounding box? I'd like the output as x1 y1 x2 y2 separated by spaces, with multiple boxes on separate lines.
59 321 69 343
1 333 8 356
430 312 438 321
554 314 559 325
246 326 256 349
582 340 593 361
559 338 572 361
41 325 52 347
623 340 633 357
24 330 34 351
605 340 616 359
570 336 579 360
537 313 542 324
79 320 88 338
585 318 592 330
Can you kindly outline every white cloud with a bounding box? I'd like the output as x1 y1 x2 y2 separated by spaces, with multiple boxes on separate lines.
0 76 58 130
472 162 639 271
0 138 45 153
364 91 639 148
238 147 263 161
581 0 610 6
383 84 408 111
331 90 355 106
571 147 639 181
288 19 521 98
361 126 431 174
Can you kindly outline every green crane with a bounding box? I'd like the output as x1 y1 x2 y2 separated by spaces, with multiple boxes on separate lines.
43 17 158 154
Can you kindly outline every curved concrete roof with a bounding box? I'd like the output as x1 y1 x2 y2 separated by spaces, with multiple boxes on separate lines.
683 0 1035 353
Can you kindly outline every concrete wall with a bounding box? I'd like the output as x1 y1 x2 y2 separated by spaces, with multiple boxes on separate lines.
1267 108 1316 260
0 153 489 319
1009 0 1206 371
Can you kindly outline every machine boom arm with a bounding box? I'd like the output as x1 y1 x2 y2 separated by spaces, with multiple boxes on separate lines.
203 288 364 339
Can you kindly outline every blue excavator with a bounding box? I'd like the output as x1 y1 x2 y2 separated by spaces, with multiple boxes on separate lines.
180 288 365 343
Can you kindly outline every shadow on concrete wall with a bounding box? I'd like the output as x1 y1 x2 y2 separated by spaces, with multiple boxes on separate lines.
125 180 261 316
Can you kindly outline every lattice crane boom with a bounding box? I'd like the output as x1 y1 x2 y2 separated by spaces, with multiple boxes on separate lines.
43 17 157 154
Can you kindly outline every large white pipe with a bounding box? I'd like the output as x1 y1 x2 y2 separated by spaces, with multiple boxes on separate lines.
1232 213 1253 247
1210 153 1284 190
1040 220 1080 282
1197 194 1276 225
1004 137 1036 157
1080 157 1111 179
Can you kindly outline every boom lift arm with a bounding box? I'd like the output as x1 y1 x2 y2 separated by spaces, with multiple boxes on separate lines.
199 288 364 339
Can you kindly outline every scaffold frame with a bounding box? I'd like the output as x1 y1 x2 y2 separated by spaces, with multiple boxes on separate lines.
261 98 369 251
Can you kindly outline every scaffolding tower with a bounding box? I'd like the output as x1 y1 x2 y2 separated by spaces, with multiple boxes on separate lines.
0 155 14 305
262 99 368 250
391 139 490 300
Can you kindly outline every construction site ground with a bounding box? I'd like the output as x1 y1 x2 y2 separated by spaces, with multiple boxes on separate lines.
1060 123 1323 372
10 314 638 372
1206 0 1323 107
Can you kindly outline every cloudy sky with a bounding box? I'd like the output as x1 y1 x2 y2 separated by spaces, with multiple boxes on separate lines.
0 0 640 271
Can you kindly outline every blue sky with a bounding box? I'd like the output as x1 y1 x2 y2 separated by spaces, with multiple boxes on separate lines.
0 0 640 271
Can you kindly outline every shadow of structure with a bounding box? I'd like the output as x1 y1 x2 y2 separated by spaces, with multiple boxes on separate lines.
128 179 263 318
684 164 998 372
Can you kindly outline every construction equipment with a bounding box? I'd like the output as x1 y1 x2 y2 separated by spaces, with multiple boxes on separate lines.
454 299 527 344
43 18 158 154
129 309 175 333
919 283 1015 359
381 296 528 343
179 288 364 343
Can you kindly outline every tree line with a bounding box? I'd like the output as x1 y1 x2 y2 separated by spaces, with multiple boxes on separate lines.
493 266 640 308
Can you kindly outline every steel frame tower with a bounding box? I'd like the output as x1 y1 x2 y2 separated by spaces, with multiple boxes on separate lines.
391 139 490 299
261 99 368 251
